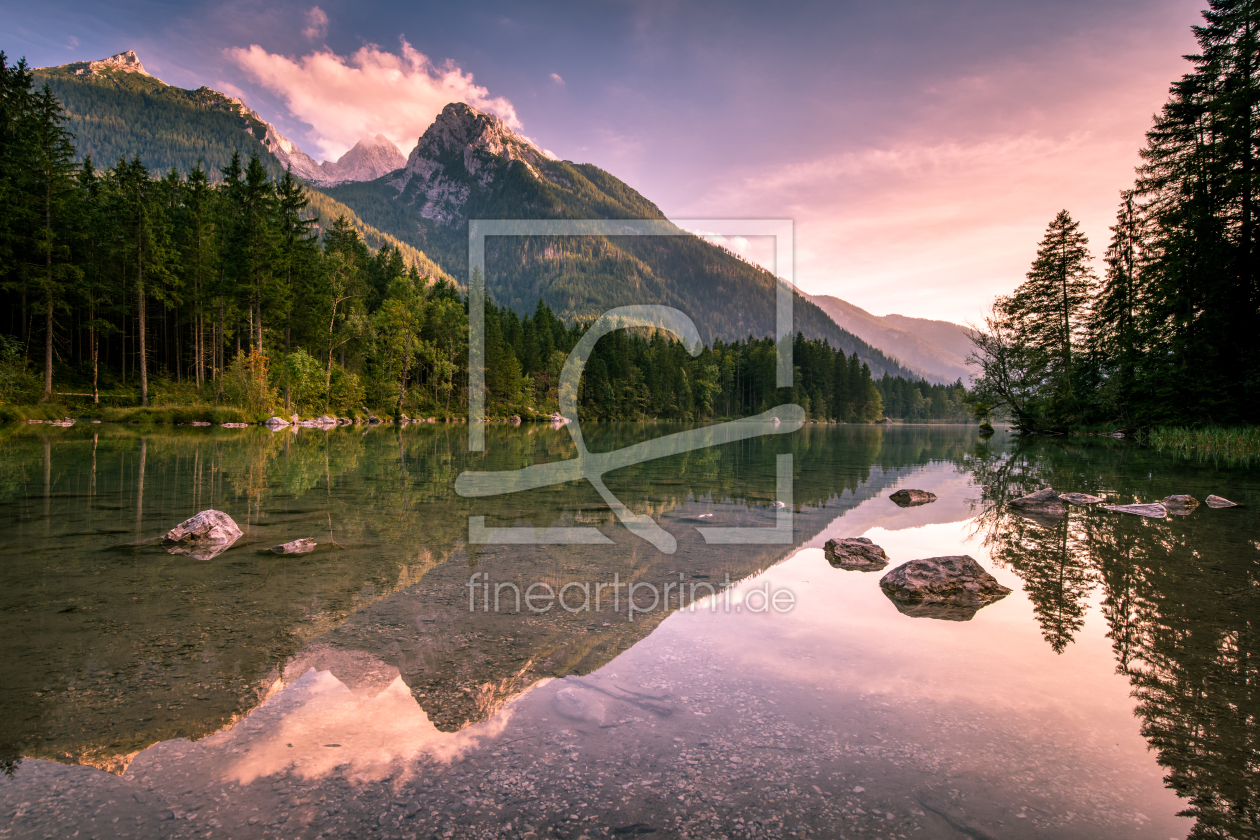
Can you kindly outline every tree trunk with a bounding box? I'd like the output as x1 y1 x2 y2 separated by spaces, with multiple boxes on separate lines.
90 300 98 404
137 203 148 407
43 299 53 402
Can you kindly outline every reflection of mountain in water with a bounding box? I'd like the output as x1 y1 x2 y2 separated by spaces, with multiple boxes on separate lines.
969 437 1259 839
0 423 957 774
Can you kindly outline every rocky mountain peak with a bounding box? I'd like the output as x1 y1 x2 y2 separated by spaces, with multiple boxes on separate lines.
52 50 155 80
395 102 558 226
412 103 546 163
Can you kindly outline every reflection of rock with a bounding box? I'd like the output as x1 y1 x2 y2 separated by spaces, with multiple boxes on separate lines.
879 555 1010 622
271 538 316 554
889 489 937 507
283 644 401 698
1161 495 1199 515
824 537 889 571
888 599 990 622
1009 487 1066 516
1058 492 1104 505
1103 503 1166 519
553 683 605 724
1205 494 1239 508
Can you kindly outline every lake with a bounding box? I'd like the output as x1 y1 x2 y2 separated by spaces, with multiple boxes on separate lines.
0 422 1255 840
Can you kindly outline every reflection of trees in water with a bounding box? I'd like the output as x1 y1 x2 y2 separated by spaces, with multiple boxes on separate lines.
970 438 1259 839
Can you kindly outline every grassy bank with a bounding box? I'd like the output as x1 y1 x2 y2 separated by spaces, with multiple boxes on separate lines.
0 403 259 425
1145 425 1260 464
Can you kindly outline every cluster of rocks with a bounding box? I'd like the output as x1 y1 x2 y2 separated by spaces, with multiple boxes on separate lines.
823 532 1009 621
1104 493 1239 519
25 417 76 426
1004 486 1240 520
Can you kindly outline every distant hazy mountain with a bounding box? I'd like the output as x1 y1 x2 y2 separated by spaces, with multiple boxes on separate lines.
323 103 922 377
806 294 976 383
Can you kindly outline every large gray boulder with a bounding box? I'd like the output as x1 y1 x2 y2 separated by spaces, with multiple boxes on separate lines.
889 489 937 507
1009 487 1066 516
1205 495 1240 508
824 537 889 572
879 555 1011 622
164 510 242 560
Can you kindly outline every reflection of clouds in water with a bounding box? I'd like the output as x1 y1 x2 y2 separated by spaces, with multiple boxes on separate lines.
214 668 521 785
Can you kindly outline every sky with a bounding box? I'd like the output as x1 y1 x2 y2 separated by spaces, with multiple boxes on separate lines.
3 0 1204 325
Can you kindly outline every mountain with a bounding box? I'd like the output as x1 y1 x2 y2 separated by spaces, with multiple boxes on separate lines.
35 50 287 177
806 294 976 383
323 103 922 377
318 134 406 184
33 51 401 188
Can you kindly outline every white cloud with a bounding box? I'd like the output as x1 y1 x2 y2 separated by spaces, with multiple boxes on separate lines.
228 38 520 161
302 6 328 40
67 35 79 49
549 72 564 85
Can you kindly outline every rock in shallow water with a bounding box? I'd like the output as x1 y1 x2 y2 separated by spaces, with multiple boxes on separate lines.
165 510 242 544
1009 487 1066 516
889 489 937 507
879 555 1011 622
824 537 889 572
553 684 605 724
163 510 242 560
271 538 316 555
1205 494 1240 508
1102 503 1166 519
1161 494 1199 515
1058 492 1104 505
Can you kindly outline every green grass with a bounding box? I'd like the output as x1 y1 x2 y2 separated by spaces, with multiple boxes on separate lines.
1145 425 1260 464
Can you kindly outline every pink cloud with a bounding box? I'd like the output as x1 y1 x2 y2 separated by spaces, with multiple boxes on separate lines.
227 38 520 161
302 7 328 41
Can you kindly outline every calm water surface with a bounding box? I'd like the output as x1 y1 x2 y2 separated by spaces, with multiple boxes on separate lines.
0 423 1255 840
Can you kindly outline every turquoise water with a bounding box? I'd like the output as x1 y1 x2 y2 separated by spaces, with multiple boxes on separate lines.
0 423 1255 839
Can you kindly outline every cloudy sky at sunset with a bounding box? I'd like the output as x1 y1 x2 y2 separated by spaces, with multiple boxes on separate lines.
3 0 1204 324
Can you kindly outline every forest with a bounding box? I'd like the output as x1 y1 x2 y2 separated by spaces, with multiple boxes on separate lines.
969 0 1260 431
0 52 965 424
